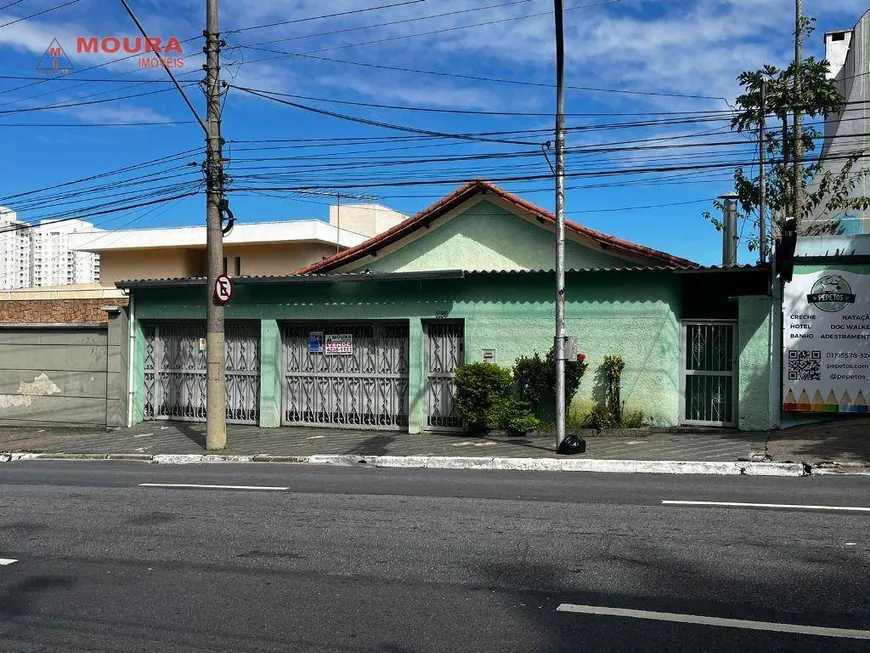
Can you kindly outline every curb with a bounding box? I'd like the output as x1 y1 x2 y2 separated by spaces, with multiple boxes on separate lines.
811 462 870 476
2 452 866 476
306 455 806 476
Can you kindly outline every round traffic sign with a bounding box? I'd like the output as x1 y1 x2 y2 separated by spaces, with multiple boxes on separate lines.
214 273 233 305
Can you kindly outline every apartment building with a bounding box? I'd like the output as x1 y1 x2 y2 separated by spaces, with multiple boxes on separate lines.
0 207 101 291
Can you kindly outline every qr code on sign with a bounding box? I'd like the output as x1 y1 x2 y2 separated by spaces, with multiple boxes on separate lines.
788 350 822 381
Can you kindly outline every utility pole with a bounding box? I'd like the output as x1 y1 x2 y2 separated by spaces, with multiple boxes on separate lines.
793 0 804 227
553 0 567 449
205 0 226 450
759 80 767 263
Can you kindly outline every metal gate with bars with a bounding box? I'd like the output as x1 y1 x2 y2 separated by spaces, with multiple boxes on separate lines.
282 323 409 429
425 321 464 430
680 321 737 426
143 322 260 424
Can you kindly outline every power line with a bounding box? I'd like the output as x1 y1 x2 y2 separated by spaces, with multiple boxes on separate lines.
301 0 619 56
0 83 198 116
0 147 200 204
231 84 547 145
0 74 176 83
0 120 195 127
0 189 201 236
0 0 81 30
228 86 734 118
227 0 428 35
238 0 532 48
0 0 30 11
238 47 724 100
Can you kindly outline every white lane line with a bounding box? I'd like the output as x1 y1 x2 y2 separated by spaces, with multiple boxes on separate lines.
556 604 870 640
139 483 288 491
0 558 17 566
662 500 870 513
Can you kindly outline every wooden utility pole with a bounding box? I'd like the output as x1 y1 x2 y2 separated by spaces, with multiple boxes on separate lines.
205 0 226 450
793 0 804 227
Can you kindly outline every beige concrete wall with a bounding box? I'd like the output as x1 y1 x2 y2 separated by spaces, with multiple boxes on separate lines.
329 204 406 237
223 242 337 277
100 242 341 286
100 248 205 287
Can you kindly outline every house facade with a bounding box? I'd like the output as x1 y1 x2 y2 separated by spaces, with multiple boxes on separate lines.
116 181 777 433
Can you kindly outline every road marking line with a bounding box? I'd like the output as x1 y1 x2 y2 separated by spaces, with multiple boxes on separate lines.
0 558 17 566
138 483 288 491
662 500 870 513
556 604 870 640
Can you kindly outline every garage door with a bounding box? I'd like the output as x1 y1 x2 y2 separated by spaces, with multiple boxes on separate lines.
143 322 260 424
282 323 409 430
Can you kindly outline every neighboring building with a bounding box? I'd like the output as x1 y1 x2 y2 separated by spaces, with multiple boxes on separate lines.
808 12 870 234
115 181 776 433
0 207 101 290
0 207 32 291
74 204 408 287
33 219 102 287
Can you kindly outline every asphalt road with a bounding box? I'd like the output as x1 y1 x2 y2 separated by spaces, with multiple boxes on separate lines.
1 462 869 652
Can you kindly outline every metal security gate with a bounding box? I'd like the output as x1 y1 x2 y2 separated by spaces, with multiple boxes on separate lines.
282 323 409 429
680 321 737 426
143 322 260 424
425 321 464 430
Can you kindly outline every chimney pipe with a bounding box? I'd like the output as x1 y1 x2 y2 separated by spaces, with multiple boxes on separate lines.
718 192 739 266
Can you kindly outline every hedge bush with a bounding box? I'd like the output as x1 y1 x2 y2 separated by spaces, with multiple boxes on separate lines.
454 362 513 432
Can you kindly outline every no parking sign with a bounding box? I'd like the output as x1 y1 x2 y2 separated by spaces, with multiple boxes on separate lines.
214 274 233 305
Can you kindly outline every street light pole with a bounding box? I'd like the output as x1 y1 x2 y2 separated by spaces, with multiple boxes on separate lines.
205 0 226 450
553 0 567 449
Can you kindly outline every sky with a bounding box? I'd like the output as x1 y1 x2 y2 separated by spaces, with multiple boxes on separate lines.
0 0 868 266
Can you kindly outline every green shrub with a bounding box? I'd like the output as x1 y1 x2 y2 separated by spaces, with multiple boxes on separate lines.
582 406 618 430
454 362 513 432
602 354 625 421
547 346 589 405
620 409 645 428
515 346 589 417
513 352 549 417
487 398 541 436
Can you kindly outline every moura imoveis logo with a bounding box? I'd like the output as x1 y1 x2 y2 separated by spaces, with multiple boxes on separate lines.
37 39 73 75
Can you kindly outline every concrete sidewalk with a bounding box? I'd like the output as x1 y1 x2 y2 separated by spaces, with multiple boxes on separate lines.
0 418 867 469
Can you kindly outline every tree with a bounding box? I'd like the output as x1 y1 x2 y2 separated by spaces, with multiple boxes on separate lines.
704 17 870 252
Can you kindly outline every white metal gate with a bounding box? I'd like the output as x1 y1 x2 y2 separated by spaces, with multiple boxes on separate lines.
680 321 737 426
282 323 409 429
425 321 464 430
143 322 260 424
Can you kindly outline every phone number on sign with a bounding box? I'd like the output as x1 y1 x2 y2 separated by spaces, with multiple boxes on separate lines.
826 352 870 359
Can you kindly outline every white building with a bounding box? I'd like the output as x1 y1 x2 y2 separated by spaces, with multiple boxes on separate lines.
71 203 408 287
0 207 102 291
0 207 34 291
808 11 870 234
33 219 102 287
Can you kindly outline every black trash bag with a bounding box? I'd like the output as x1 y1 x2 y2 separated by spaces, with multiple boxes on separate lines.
557 434 586 456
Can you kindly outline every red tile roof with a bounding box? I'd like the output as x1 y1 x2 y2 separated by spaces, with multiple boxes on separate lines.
296 180 697 274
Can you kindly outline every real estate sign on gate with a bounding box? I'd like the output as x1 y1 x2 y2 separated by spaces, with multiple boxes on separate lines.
324 334 353 356
783 268 870 413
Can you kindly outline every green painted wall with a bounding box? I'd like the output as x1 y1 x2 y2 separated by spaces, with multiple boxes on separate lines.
260 319 282 428
351 200 633 273
133 319 145 424
132 270 683 428
738 295 772 431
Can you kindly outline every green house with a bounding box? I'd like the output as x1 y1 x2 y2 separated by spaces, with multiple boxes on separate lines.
119 181 776 433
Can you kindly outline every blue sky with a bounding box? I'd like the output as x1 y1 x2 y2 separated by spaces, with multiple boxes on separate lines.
1 0 868 265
